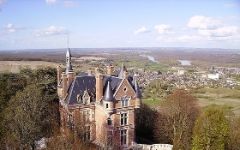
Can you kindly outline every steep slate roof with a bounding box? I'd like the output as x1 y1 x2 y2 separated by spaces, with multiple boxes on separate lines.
103 81 114 101
65 74 137 105
66 76 96 105
66 48 73 73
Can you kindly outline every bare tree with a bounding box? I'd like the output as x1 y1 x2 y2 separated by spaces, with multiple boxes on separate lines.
155 89 200 150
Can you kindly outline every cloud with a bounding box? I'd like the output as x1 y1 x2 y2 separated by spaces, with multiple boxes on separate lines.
188 15 240 39
154 24 172 34
134 26 150 35
5 23 16 33
36 25 68 37
63 0 79 8
46 0 57 5
3 23 26 33
198 26 239 37
177 35 202 42
224 2 240 8
188 16 222 30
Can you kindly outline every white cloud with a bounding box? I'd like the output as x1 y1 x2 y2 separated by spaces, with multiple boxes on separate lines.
134 26 150 35
154 24 172 34
3 23 26 33
36 25 68 37
5 23 16 33
177 35 202 42
46 0 57 5
63 0 78 8
188 16 222 30
224 2 240 8
198 26 239 37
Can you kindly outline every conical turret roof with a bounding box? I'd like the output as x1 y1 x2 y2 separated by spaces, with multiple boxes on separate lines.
103 81 114 101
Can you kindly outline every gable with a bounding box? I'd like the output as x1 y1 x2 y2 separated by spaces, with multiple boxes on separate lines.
114 78 136 100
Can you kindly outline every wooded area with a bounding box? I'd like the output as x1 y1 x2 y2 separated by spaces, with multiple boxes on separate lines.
0 68 240 150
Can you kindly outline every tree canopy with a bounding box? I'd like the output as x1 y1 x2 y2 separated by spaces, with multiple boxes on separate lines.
192 105 229 150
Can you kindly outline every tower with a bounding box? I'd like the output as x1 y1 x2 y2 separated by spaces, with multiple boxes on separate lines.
103 81 114 114
65 48 73 74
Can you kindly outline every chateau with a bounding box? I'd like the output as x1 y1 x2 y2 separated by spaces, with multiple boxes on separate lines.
57 49 141 149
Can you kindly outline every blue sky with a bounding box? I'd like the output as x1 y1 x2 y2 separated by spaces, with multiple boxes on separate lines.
0 0 240 50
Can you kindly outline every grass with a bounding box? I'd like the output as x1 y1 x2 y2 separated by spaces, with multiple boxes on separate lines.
143 87 240 116
114 59 169 72
192 87 240 116
142 98 163 107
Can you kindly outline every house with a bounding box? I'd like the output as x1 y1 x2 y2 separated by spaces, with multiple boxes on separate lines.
57 49 141 149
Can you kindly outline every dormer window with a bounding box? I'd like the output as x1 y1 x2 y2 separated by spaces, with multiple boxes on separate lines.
82 90 91 105
121 96 129 107
77 94 82 103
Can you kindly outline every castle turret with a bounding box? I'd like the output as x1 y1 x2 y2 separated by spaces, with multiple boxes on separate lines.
103 81 114 113
95 68 103 103
65 48 73 73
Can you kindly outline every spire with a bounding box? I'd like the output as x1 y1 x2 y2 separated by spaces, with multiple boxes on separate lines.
134 74 141 98
66 48 73 73
118 63 127 78
103 81 114 101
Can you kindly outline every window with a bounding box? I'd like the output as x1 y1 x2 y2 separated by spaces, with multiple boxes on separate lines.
121 97 129 107
83 109 91 122
120 113 127 125
120 129 127 145
106 103 108 108
84 125 91 141
107 118 112 125
67 114 74 129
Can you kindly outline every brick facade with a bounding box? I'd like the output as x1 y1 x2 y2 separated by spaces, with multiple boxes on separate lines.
57 49 141 149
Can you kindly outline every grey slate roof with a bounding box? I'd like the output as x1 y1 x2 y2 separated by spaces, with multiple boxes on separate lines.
66 48 73 73
66 76 96 105
103 81 114 101
65 73 137 105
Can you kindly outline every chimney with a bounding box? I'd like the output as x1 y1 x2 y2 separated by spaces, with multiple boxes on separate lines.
107 65 114 76
57 66 62 85
62 73 68 98
95 68 103 102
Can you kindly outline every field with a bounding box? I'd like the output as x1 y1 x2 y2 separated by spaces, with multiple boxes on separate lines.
142 87 240 116
0 61 58 73
193 88 240 115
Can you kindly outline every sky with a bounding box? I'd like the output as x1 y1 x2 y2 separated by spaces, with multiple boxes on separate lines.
0 0 240 50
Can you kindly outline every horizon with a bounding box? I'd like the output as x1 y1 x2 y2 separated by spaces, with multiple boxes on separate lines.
1 46 240 52
0 0 240 50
